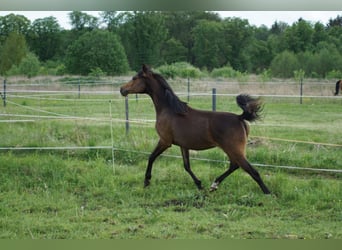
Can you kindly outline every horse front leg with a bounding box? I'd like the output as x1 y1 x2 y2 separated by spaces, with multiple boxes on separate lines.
180 147 202 190
144 140 169 187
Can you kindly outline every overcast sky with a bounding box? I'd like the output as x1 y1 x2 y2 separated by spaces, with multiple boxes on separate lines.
0 11 341 29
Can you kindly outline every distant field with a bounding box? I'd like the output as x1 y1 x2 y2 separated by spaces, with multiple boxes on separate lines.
0 77 341 239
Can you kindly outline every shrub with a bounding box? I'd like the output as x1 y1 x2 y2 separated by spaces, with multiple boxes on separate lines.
156 64 178 78
270 50 299 78
18 52 40 78
326 70 342 80
88 67 106 78
258 68 272 82
65 30 129 75
210 66 237 78
56 64 67 76
156 62 202 79
236 71 250 83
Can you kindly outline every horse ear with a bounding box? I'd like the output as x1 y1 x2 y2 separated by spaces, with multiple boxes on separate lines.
142 64 152 77
142 64 150 73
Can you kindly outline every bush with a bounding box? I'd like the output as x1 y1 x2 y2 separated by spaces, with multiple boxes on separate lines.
210 66 237 78
56 64 66 76
156 62 202 78
270 50 299 78
6 52 41 78
65 30 129 76
18 53 40 78
6 65 20 76
236 71 250 83
258 68 272 82
294 69 305 82
156 64 177 78
326 70 342 79
88 67 106 78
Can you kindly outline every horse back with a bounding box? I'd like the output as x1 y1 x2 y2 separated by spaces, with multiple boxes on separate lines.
168 108 248 150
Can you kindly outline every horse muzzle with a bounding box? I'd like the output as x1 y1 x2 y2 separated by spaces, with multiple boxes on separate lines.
120 87 129 96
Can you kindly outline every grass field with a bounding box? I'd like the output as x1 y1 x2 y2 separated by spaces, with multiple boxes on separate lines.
0 78 341 239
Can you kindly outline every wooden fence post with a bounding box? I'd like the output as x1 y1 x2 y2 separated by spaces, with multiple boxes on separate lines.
212 88 216 111
300 77 303 104
187 77 190 102
3 79 6 107
125 96 129 134
78 79 81 99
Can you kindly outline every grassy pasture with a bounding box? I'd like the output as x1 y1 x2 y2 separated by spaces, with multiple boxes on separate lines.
0 79 341 239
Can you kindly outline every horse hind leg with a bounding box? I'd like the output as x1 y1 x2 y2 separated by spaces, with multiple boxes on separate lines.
237 157 271 194
210 162 239 192
334 80 341 95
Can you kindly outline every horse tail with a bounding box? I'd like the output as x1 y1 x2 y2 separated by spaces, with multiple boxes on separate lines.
236 94 263 122
334 80 341 96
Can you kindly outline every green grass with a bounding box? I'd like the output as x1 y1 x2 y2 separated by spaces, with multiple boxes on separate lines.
0 153 341 239
0 81 341 239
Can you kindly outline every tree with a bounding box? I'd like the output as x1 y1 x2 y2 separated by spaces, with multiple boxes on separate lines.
245 39 272 73
118 11 168 70
0 32 28 75
222 17 253 71
312 22 329 49
163 11 221 64
100 11 125 32
192 20 224 70
18 52 40 78
326 16 342 54
314 43 342 77
0 14 30 42
284 18 314 53
327 15 342 28
28 16 62 61
270 50 299 78
267 21 289 56
68 11 99 31
161 38 187 64
65 30 129 75
244 26 273 72
270 21 288 35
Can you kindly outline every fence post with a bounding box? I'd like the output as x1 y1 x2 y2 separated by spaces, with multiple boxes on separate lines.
3 79 6 107
300 77 303 104
187 77 190 102
295 69 305 105
125 96 129 134
212 88 216 111
78 78 81 99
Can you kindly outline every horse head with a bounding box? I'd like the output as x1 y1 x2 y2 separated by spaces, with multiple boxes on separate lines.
120 64 152 96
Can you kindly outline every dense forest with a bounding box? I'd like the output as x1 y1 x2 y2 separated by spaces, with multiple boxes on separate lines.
0 11 342 79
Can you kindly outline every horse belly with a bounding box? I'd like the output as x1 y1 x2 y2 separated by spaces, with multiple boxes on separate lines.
171 119 216 150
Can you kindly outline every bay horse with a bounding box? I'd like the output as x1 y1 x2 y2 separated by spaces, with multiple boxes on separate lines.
334 80 341 95
120 65 270 194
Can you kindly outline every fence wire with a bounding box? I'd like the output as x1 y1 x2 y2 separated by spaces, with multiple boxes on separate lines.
1 81 341 174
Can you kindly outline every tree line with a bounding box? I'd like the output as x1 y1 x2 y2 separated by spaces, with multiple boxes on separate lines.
0 11 342 79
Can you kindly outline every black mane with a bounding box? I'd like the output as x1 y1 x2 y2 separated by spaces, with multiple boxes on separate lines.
153 73 188 115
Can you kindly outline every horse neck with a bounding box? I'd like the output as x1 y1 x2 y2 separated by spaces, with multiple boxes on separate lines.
146 80 169 115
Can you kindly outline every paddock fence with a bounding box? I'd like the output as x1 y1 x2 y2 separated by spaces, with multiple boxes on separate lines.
1 77 341 174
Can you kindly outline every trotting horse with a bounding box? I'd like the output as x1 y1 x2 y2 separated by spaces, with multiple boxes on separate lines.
334 80 342 95
120 65 270 194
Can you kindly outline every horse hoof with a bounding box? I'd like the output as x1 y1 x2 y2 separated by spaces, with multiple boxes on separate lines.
210 182 219 192
144 180 150 188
